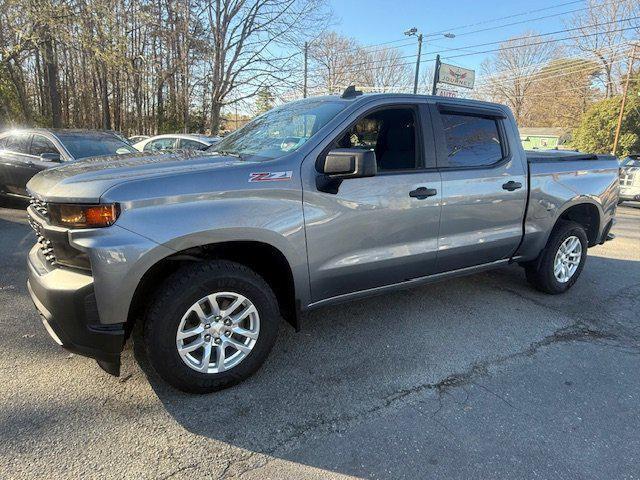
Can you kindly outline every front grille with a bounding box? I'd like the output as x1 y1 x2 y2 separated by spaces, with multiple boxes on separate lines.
28 197 57 267
29 197 49 218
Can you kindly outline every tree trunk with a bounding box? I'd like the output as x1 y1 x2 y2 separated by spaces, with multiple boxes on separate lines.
210 99 222 135
43 33 62 128
98 61 111 130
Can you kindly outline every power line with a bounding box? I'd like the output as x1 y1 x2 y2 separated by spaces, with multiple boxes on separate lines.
303 0 629 65
305 22 638 79
446 0 627 39
305 16 638 75
475 42 632 85
434 16 639 58
441 24 638 60
427 0 586 37
474 57 629 94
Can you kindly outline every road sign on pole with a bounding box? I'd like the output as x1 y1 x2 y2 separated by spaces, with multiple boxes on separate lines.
437 63 475 89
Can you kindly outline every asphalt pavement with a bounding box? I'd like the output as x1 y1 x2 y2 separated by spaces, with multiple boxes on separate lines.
1 200 638 479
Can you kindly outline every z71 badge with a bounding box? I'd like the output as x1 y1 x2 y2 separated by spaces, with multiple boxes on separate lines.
248 171 293 182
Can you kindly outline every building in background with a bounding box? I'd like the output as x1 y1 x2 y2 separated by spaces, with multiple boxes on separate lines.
520 127 571 150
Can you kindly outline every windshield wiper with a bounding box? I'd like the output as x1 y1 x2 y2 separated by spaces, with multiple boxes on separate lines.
211 149 244 160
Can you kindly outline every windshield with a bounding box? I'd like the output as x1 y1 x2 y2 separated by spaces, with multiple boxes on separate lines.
57 133 137 159
207 99 347 160
621 156 640 167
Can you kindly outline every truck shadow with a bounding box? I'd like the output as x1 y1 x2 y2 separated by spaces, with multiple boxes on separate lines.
133 251 640 477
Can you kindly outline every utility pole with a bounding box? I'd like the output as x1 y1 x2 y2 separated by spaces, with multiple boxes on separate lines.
431 55 441 95
613 44 637 157
303 42 308 98
413 33 423 94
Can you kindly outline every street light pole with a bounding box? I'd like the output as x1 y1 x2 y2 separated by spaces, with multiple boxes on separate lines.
413 33 423 94
405 28 454 95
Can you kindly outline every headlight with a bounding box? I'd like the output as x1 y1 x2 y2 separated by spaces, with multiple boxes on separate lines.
48 203 120 228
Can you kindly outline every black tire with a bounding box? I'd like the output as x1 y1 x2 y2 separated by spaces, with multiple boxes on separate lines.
524 221 588 294
144 260 280 393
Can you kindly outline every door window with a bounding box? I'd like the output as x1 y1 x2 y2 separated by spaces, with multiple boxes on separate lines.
30 135 60 156
144 138 176 151
178 138 207 150
5 133 32 155
333 108 418 171
440 114 503 167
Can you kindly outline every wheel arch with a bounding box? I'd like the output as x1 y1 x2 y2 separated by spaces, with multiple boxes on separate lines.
554 201 601 247
127 240 300 336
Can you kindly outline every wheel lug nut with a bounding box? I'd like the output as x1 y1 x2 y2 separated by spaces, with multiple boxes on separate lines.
214 315 222 321
224 319 232 326
214 338 222 345
204 334 211 341
224 330 231 337
204 324 211 329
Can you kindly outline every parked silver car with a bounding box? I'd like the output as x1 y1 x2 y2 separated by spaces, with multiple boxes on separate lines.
619 154 640 204
133 133 221 152
26 91 618 393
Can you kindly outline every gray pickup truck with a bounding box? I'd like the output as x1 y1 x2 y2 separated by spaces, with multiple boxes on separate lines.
26 91 619 393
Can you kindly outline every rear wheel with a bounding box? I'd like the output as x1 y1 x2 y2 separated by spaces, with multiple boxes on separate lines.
524 221 588 294
144 260 280 393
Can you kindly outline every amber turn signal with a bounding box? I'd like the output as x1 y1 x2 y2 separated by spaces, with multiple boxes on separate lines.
48 203 120 228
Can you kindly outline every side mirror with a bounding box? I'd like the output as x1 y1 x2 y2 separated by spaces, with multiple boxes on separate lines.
320 148 377 177
316 148 377 194
40 152 61 162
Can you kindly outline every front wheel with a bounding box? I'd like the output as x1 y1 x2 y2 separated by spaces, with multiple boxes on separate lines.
144 260 280 393
524 221 588 294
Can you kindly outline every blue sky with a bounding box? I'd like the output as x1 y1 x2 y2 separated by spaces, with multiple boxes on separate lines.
327 0 573 72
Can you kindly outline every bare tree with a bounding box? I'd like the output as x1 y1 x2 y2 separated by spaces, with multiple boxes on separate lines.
566 0 639 97
203 0 329 134
525 57 601 127
478 32 558 124
307 31 361 94
360 47 411 92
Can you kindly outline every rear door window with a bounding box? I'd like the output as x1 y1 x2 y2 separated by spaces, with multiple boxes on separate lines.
178 138 207 150
5 133 32 155
144 138 176 152
440 114 503 168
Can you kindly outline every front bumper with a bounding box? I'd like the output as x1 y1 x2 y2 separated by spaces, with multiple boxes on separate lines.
619 191 640 201
27 245 125 375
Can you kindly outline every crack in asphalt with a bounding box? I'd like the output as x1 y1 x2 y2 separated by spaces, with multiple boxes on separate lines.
224 320 638 479
223 319 636 478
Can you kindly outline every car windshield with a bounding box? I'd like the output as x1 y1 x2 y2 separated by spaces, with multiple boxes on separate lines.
207 99 347 160
57 133 137 159
621 156 640 167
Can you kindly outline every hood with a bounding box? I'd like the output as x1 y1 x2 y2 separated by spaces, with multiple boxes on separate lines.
27 150 252 203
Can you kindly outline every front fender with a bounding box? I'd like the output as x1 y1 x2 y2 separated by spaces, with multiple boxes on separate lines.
111 192 310 309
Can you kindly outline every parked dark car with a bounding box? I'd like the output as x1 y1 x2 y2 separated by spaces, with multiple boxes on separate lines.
0 129 136 200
